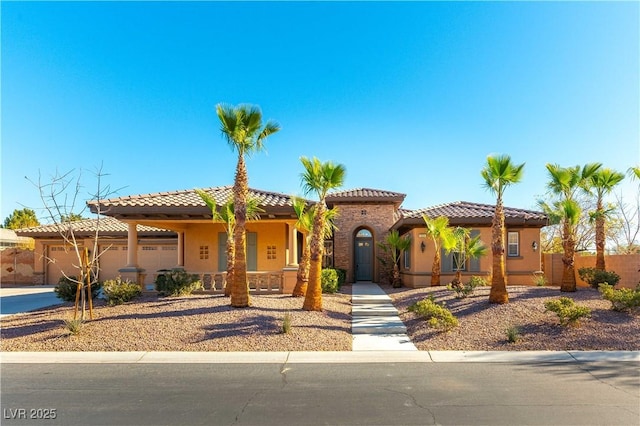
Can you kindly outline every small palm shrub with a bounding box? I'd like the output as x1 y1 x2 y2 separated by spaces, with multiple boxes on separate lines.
577 267 621 289
447 275 486 298
54 276 102 302
544 297 591 326
408 297 458 331
321 269 339 294
598 284 640 312
102 276 142 305
155 269 203 296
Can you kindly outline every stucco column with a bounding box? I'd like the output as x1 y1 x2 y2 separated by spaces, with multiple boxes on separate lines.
126 222 139 268
287 222 298 266
177 232 185 267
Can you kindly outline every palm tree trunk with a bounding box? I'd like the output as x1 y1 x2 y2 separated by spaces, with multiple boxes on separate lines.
231 154 250 307
303 201 326 311
224 237 234 296
293 237 310 297
489 199 509 304
561 220 577 292
595 200 606 271
431 243 441 286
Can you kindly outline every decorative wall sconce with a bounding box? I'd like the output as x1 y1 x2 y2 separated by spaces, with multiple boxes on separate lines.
532 241 538 251
420 241 426 253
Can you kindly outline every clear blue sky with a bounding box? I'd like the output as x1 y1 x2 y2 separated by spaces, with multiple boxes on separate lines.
2 1 639 222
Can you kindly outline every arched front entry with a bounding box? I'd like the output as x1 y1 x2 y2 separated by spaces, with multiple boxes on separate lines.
354 228 373 281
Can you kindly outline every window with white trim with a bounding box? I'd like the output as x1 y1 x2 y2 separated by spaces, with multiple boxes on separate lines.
507 232 519 257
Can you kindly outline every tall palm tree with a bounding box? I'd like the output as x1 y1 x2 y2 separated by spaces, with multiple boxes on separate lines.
299 157 346 311
588 169 625 270
422 215 456 286
544 163 602 292
629 166 640 181
448 226 488 286
383 230 412 288
196 190 263 296
291 198 338 297
216 104 280 307
481 154 525 304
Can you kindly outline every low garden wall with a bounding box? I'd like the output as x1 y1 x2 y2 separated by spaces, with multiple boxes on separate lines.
543 253 640 289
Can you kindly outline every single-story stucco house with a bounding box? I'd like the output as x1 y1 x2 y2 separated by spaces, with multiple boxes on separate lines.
16 185 548 292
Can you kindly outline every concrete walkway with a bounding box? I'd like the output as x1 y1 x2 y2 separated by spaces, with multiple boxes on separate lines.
351 282 418 351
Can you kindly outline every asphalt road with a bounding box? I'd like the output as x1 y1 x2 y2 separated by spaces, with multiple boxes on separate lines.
2 361 638 425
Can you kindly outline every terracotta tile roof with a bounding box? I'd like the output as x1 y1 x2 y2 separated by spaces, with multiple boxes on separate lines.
394 201 548 230
88 186 303 219
91 185 295 209
15 217 175 238
326 188 406 203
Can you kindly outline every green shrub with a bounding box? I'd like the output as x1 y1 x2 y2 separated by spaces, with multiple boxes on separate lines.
102 276 142 305
155 269 203 296
544 297 591 326
532 273 547 287
321 269 339 294
408 297 459 331
54 276 102 302
63 318 84 335
335 268 347 287
447 275 486 298
578 267 621 289
506 325 521 343
598 284 640 312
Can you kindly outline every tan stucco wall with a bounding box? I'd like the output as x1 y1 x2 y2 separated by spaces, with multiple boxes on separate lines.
543 253 640 289
401 226 543 287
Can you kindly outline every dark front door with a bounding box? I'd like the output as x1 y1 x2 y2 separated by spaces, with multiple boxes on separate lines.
355 236 373 281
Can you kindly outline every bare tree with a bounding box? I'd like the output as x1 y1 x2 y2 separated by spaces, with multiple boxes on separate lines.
27 164 118 320
610 188 640 254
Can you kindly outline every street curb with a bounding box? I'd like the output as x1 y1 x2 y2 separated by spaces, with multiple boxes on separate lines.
2 351 638 364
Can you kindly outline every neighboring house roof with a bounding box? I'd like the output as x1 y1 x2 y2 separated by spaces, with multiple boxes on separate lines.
393 201 548 232
14 217 176 239
326 188 406 206
88 186 303 220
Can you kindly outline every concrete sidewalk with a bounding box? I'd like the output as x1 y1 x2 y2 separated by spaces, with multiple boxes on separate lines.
2 350 639 364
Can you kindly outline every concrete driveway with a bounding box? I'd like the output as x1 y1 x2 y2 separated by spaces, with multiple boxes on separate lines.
0 285 61 318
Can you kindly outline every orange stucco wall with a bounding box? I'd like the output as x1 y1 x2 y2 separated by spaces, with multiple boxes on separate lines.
401 226 543 287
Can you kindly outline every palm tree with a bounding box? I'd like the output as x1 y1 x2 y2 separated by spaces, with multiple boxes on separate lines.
422 215 456 286
629 166 640 181
216 104 280 307
196 190 263 296
383 230 412 288
448 226 488 287
291 199 338 297
588 169 625 270
544 163 602 292
481 154 525 304
299 157 346 311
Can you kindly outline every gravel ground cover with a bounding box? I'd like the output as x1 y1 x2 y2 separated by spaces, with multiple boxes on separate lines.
0 291 352 352
2 284 638 352
386 285 640 351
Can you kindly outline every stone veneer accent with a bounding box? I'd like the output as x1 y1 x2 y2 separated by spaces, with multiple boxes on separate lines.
332 203 398 283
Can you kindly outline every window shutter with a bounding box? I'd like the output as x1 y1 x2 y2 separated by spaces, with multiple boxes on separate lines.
247 232 257 271
470 230 481 272
218 233 227 271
